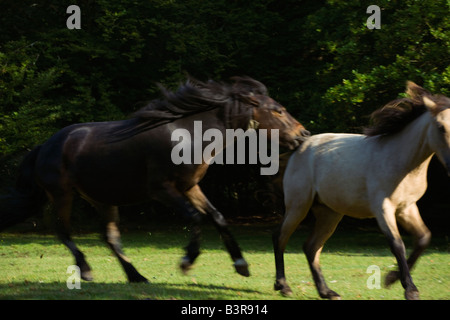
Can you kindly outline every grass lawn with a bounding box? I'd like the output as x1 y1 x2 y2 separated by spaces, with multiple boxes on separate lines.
0 222 448 300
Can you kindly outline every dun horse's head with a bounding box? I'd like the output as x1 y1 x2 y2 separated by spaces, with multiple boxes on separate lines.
409 82 450 175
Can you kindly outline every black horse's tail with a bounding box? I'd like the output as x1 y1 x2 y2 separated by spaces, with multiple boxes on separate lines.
0 145 47 231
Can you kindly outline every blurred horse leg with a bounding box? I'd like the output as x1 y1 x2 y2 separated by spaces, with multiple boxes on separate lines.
374 200 420 300
94 203 148 283
50 190 93 281
273 187 314 296
159 183 204 274
185 185 249 277
385 203 431 288
304 204 343 300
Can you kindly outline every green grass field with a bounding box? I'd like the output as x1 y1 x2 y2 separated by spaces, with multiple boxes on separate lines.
0 223 448 300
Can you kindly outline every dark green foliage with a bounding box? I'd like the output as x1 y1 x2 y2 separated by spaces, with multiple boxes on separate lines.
0 0 449 222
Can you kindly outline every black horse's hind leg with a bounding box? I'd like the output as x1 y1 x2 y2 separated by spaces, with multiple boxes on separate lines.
51 192 93 281
185 185 249 277
304 205 343 300
96 204 148 283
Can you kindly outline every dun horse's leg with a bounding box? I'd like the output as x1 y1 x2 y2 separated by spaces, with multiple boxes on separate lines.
185 185 249 277
272 225 291 296
98 204 148 283
51 192 93 281
385 204 431 287
375 201 419 300
273 194 313 296
304 205 343 300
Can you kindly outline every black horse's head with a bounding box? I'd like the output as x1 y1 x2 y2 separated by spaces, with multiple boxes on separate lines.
230 77 310 150
111 76 309 150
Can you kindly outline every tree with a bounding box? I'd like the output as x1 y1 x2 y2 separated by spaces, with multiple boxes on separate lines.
1 0 448 221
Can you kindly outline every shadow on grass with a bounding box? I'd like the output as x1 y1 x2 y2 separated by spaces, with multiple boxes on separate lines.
1 222 448 258
0 280 263 300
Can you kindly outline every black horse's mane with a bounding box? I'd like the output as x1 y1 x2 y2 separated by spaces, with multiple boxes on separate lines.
109 77 267 141
135 76 267 120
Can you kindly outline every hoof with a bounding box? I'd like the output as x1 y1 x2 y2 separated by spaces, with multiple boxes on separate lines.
180 256 193 275
234 258 250 277
385 270 399 287
280 287 293 297
81 270 93 281
274 279 293 297
320 289 341 300
329 294 342 300
129 274 149 283
405 289 420 300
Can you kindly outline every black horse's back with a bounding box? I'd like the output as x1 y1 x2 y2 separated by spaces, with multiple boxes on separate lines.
0 145 47 231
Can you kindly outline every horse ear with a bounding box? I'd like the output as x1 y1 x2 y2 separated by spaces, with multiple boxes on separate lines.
406 81 430 101
240 93 260 107
423 96 440 114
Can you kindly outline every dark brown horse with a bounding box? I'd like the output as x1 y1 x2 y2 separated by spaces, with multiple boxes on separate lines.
0 77 309 283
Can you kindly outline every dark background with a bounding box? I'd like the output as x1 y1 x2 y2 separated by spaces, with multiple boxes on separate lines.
0 0 449 233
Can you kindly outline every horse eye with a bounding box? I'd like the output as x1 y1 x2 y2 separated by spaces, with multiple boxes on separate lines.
438 124 446 134
273 108 283 115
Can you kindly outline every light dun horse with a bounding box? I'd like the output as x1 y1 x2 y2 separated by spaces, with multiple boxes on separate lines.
273 82 450 300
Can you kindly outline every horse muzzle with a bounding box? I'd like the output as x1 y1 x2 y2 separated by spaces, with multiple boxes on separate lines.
294 130 311 144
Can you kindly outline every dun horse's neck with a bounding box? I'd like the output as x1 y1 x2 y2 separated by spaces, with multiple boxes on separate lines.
382 112 434 179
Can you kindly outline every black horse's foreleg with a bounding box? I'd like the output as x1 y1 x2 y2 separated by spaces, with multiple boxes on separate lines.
184 185 249 277
209 208 249 276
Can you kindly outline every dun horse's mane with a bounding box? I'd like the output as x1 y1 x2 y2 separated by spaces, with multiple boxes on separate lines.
363 98 427 137
363 82 439 137
109 77 267 141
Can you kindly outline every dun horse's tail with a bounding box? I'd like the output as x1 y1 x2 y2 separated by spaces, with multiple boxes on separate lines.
0 145 47 231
